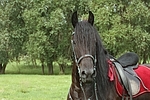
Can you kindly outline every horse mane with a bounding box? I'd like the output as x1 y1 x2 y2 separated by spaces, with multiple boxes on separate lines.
94 28 112 99
74 21 96 56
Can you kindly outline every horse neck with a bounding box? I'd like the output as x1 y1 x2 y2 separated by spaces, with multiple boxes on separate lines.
95 52 117 99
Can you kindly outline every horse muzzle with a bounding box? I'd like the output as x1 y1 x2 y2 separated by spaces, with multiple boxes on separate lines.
78 57 96 83
80 68 96 83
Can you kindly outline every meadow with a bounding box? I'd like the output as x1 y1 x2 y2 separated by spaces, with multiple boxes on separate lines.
0 61 72 100
0 75 71 100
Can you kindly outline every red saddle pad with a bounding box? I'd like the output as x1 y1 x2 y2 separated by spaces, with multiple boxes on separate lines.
108 62 150 97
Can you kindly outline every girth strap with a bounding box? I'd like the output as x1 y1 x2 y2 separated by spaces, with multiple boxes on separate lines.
113 61 132 100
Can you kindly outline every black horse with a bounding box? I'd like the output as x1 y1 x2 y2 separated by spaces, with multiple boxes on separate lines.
67 11 150 100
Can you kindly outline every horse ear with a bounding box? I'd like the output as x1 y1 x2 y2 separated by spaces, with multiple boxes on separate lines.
71 11 78 28
88 11 94 25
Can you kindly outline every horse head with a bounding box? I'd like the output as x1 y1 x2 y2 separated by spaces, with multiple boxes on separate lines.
71 11 97 83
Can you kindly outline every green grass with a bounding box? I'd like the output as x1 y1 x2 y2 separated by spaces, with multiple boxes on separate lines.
0 75 71 100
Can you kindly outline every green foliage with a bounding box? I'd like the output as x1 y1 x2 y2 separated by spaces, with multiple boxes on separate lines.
90 0 150 62
0 0 150 74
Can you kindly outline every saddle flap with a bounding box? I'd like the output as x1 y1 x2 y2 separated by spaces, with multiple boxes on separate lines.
124 71 140 95
113 62 132 96
113 61 141 97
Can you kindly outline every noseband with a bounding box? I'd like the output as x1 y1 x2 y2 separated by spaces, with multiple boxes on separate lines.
70 32 98 100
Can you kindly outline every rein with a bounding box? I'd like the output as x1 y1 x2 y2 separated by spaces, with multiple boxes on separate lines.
70 32 98 100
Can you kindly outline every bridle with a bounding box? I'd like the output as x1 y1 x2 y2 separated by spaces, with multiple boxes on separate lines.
69 32 98 100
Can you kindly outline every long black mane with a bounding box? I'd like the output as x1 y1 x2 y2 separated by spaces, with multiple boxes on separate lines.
94 26 113 99
75 20 112 99
74 21 96 56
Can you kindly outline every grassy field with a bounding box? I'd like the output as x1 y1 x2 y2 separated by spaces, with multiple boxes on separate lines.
0 75 71 100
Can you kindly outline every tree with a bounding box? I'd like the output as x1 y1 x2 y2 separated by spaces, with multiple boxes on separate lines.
1 0 150 74
0 1 13 73
0 0 28 74
23 0 74 74
90 0 150 63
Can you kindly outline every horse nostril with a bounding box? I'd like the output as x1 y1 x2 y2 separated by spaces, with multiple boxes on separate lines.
82 71 86 76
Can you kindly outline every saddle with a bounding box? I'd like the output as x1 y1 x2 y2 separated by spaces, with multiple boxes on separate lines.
111 52 140 99
117 52 139 68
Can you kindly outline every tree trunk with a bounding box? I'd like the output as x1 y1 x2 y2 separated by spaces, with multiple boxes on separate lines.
0 64 2 74
0 63 7 74
47 61 53 75
2 63 6 74
59 64 65 74
142 52 147 64
32 59 37 67
41 62 45 75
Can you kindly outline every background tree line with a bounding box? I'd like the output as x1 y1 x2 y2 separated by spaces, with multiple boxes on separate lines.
0 0 150 74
